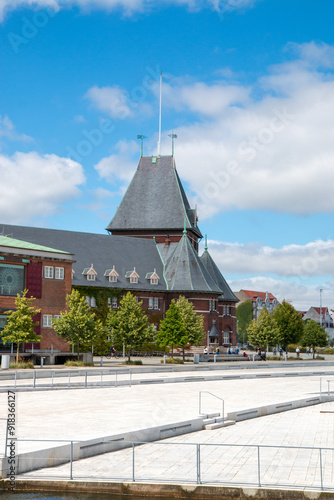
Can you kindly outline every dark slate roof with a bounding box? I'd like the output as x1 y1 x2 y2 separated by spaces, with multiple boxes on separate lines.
157 234 222 294
200 249 238 302
106 155 203 238
0 224 166 292
209 323 219 337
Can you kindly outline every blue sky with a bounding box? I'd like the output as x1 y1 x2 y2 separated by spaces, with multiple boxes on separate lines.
1 0 334 310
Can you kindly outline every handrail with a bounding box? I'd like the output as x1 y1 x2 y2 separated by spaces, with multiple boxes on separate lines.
199 391 224 423
0 418 8 457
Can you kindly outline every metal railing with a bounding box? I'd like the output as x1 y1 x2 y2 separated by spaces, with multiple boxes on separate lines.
10 438 334 491
1 369 133 390
0 418 8 457
199 391 224 422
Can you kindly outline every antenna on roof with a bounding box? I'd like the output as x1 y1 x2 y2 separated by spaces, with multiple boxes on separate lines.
137 134 147 156
157 71 162 157
168 131 177 156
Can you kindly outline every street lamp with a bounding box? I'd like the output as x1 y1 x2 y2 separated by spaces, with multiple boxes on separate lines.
320 288 323 328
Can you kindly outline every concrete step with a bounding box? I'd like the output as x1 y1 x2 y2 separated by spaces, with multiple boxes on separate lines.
200 412 220 419
204 419 236 430
203 415 225 425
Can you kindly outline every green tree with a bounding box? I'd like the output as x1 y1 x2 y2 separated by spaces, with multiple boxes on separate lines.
2 289 41 363
301 319 328 359
106 292 153 361
272 300 304 351
157 300 187 358
176 296 206 359
247 308 281 349
236 300 253 343
52 289 104 357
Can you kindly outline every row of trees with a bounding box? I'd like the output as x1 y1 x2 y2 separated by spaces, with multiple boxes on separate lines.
246 300 328 357
1 290 206 362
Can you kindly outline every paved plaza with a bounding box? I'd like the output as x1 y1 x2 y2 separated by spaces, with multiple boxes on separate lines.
1 360 334 492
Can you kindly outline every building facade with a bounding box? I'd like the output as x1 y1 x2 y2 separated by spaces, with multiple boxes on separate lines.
0 155 238 353
234 289 279 321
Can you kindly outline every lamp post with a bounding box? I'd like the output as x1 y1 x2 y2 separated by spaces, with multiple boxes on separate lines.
320 288 323 328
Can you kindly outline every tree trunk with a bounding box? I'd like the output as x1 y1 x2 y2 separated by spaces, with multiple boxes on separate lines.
77 340 80 359
16 343 20 364
171 346 174 359
182 347 185 361
127 347 131 362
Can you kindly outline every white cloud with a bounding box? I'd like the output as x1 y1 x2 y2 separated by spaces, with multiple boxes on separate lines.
94 139 138 184
0 0 257 20
85 85 132 120
204 239 334 277
0 151 85 223
0 115 32 147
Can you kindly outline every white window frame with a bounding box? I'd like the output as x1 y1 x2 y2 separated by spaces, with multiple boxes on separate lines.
87 273 96 281
223 331 230 344
53 315 61 320
44 266 54 279
55 267 64 280
109 275 117 283
148 298 153 310
153 298 159 310
43 314 53 327
112 297 118 309
150 278 158 285
130 276 138 284
90 297 96 308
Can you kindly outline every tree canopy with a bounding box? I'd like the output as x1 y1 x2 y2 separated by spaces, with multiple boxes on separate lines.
106 292 153 360
157 300 187 358
176 296 205 357
52 289 104 356
1 289 41 363
301 319 328 358
236 300 253 342
272 300 304 350
247 308 281 349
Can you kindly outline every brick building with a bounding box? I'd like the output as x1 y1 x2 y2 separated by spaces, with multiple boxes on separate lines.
0 155 237 353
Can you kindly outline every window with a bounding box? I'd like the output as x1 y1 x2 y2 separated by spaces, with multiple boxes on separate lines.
110 275 117 283
55 267 64 280
153 298 159 310
43 315 52 327
0 263 25 296
85 296 90 306
223 305 230 316
151 278 158 285
90 297 96 307
148 298 153 310
53 315 61 320
130 276 138 284
223 331 230 344
209 300 216 311
87 273 96 281
44 266 54 279
112 297 118 309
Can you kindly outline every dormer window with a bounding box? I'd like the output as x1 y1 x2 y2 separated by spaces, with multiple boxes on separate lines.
104 265 119 283
83 264 97 281
125 267 139 284
145 268 160 285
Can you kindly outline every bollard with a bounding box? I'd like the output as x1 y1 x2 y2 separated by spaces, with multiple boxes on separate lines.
33 370 36 388
214 354 217 363
163 355 166 365
328 380 330 396
253 354 255 362
40 357 45 368
100 356 103 367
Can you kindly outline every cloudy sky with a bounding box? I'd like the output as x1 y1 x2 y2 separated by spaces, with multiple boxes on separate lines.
1 0 334 310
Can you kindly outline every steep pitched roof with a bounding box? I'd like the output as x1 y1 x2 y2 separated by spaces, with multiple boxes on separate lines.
106 155 202 238
157 234 221 293
239 290 277 303
200 249 238 302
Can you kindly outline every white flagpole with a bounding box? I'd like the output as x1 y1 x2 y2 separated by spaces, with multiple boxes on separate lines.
157 71 162 156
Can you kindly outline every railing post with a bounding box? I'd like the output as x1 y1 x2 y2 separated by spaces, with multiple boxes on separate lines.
101 371 103 387
4 419 8 457
132 443 135 482
70 441 73 480
33 370 36 388
257 446 261 487
327 380 330 396
319 448 323 490
51 371 54 389
68 372 71 388
14 371 17 389
85 371 87 388
196 444 201 484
